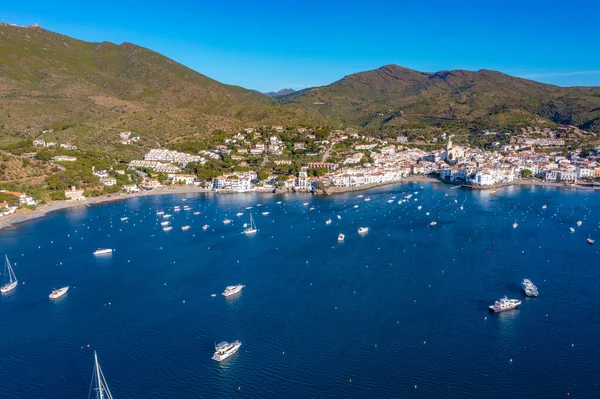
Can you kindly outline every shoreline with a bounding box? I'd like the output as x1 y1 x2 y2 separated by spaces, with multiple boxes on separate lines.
1 177 598 231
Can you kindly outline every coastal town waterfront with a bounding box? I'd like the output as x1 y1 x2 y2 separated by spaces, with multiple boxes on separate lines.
1 183 599 398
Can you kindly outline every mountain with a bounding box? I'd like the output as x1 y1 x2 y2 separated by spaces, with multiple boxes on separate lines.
278 64 600 133
264 88 296 97
0 24 321 153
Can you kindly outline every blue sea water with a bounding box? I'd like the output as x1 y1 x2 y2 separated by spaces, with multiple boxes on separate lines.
1 182 599 398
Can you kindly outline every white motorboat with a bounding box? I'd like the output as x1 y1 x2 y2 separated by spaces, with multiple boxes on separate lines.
181 225 191 231
1 255 18 294
163 226 173 232
577 220 582 227
570 227 575 233
429 221 437 227
223 219 232 225
120 217 128 221
236 212 244 217
193 211 201 215
93 248 113 256
489 296 521 312
160 221 170 226
338 233 345 242
353 205 359 209
163 214 172 219
202 224 209 230
512 220 518 229
262 211 270 216
358 227 369 234
156 211 164 215
49 286 69 299
212 341 242 362
325 219 332 225
222 284 245 297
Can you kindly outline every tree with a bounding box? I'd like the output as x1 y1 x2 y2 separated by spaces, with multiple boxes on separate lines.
521 169 533 179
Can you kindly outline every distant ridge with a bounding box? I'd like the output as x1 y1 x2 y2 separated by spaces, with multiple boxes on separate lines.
278 64 600 133
264 88 296 97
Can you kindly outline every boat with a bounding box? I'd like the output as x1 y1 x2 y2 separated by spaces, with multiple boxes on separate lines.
426 212 430 216
193 211 201 215
163 226 173 232
429 221 437 227
49 286 69 299
364 197 371 202
156 211 164 216
490 189 497 194
577 220 582 227
245 206 253 210
181 225 191 231
90 351 114 399
570 227 575 233
212 340 242 362
1 255 18 294
262 211 270 216
222 284 245 297
356 194 363 198
120 217 128 221
276 201 282 205
512 220 518 229
337 215 341 220
325 218 332 225
542 204 547 209
236 212 244 217
488 296 521 312
353 205 359 209
417 205 422 210
338 233 345 242
202 224 209 230
358 227 369 234
244 214 257 235
93 248 113 256
223 219 232 225
588 235 595 245
521 279 539 297
160 221 170 226
387 200 394 203
163 214 172 219
183 206 191 210
302 202 309 206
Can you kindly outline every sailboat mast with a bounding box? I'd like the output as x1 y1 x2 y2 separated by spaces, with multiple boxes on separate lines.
94 351 104 399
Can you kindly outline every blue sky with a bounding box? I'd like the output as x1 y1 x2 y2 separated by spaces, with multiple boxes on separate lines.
2 0 599 91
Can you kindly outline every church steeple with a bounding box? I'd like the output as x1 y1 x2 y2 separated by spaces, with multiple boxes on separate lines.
446 136 453 152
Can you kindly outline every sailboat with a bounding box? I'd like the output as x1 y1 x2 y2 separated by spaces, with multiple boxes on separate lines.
89 351 113 399
244 213 257 235
1 255 18 294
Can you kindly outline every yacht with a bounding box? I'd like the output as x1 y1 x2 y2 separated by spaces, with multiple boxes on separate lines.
358 227 369 234
245 206 253 210
183 206 191 210
222 284 245 297
223 219 232 225
577 220 583 227
429 221 437 227
163 214 172 219
49 286 69 299
212 341 242 362
276 201 283 205
90 351 114 399
337 215 341 220
353 205 359 209
338 233 345 242
364 197 371 202
489 296 521 312
156 211 165 216
160 221 170 226
521 279 539 297
542 204 547 209
120 217 128 221
236 212 244 217
244 214 257 235
262 211 270 216
1 255 18 294
93 248 113 256
357 194 364 198
181 225 191 231
302 202 309 206
570 227 575 233
588 235 595 245
325 218 332 225
417 205 422 210
512 220 518 229
202 224 209 230
387 200 394 203
193 211 201 216
163 226 173 232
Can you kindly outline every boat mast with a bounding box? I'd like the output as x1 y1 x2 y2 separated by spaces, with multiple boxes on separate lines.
93 351 113 399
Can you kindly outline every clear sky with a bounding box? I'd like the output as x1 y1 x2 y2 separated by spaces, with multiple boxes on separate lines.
2 0 599 92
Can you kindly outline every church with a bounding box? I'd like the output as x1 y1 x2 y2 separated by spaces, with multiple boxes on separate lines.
443 136 464 164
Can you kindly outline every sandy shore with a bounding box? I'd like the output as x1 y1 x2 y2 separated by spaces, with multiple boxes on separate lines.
1 177 598 231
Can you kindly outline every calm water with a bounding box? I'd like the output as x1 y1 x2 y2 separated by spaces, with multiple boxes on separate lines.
1 183 599 398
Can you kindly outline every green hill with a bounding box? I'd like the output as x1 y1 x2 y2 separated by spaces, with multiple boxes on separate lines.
0 24 322 154
278 64 600 133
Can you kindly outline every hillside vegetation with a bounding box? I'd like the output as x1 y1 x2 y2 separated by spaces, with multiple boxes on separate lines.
279 65 600 134
0 24 323 155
